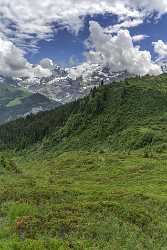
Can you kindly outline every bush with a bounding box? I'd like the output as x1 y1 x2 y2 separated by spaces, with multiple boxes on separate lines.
136 132 154 148
154 143 167 153
0 156 20 173
143 145 154 158
2 202 37 223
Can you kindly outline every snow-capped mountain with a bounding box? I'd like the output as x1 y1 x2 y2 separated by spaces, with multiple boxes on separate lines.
14 62 130 104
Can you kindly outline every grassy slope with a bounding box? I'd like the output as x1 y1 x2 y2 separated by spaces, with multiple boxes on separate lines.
0 84 57 124
0 84 30 106
1 151 167 249
6 97 24 107
1 75 167 249
60 74 167 152
1 73 167 152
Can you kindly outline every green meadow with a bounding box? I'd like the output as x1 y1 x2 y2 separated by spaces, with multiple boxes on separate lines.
1 75 167 249
1 151 167 249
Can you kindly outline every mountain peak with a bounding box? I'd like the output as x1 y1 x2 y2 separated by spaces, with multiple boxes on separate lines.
16 63 130 104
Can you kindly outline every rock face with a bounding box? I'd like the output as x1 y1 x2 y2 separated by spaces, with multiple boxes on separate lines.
14 63 130 104
0 62 131 124
159 61 167 73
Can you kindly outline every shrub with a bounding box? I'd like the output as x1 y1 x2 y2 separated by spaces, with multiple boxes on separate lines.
0 156 20 173
154 143 167 153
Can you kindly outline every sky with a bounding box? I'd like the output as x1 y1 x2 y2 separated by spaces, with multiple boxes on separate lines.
28 13 167 66
0 0 167 79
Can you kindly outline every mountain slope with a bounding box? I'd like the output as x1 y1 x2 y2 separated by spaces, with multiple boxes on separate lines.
0 82 59 124
1 73 167 152
2 61 167 106
1 74 167 249
7 63 130 104
1 74 167 248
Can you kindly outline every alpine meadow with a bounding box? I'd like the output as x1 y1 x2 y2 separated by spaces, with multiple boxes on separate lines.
0 75 167 249
1 0 167 249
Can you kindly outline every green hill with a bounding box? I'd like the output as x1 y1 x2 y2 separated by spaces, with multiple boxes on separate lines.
0 83 58 124
1 74 167 152
1 75 167 249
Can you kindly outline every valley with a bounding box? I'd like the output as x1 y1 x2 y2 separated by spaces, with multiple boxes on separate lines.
0 82 59 124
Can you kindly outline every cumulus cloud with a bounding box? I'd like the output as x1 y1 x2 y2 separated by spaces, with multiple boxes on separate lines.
40 58 54 69
32 65 52 78
0 1 165 79
86 21 162 76
0 38 52 78
68 62 98 80
128 0 167 15
0 0 135 51
153 40 167 59
0 0 166 52
0 38 31 78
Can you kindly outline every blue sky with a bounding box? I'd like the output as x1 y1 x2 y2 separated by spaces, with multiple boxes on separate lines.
26 13 167 66
130 14 167 58
27 14 118 66
0 0 167 78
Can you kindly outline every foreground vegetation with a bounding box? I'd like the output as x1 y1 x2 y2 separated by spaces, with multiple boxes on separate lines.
1 150 167 249
1 74 167 248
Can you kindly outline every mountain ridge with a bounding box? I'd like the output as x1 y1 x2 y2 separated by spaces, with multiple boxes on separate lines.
1 73 167 153
1 61 167 129
1 63 131 104
1 73 167 249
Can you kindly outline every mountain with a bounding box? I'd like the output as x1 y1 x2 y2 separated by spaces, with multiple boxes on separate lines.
13 63 130 104
0 81 59 124
0 62 130 124
1 74 167 248
1 73 167 152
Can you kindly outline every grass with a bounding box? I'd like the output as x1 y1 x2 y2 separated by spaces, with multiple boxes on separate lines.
6 97 23 107
0 150 167 249
2 74 167 248
6 89 31 107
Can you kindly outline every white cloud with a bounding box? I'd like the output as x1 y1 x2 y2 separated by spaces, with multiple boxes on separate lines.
0 1 165 79
105 19 149 43
40 58 54 69
105 19 143 34
0 0 166 52
0 0 137 51
132 34 149 42
0 38 30 78
128 0 167 15
86 21 162 76
68 62 99 80
153 40 167 59
0 38 52 78
33 65 52 78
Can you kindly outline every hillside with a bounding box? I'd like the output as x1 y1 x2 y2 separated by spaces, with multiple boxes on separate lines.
0 82 59 124
1 75 167 249
1 74 167 152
